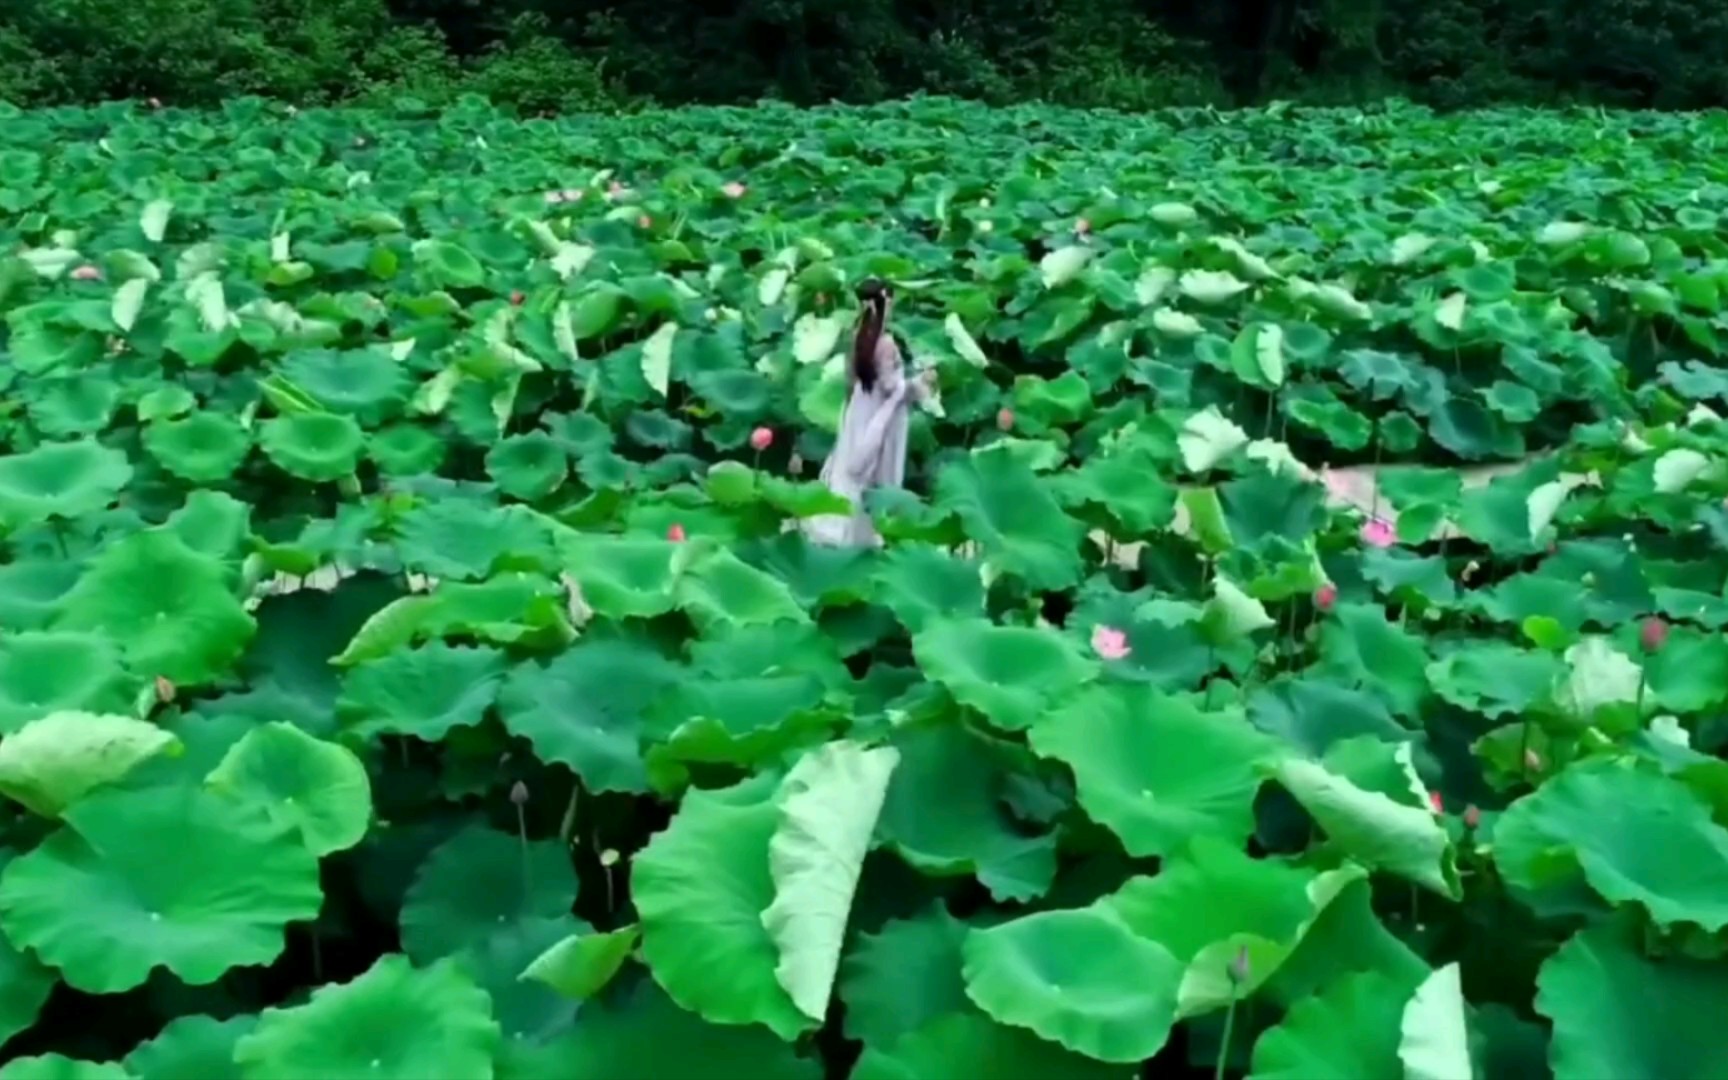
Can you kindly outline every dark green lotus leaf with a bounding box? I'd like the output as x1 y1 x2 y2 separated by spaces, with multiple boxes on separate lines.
934 450 1085 591
395 500 556 582
279 347 411 423
487 433 569 502
259 412 365 482
0 441 132 528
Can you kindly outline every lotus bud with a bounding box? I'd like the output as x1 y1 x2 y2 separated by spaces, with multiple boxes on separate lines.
667 523 686 542
154 675 176 704
750 427 774 452
1463 804 1481 829
1314 583 1337 612
510 781 529 806
1428 791 1443 813
1229 947 1250 983
1640 616 1669 654
996 408 1014 432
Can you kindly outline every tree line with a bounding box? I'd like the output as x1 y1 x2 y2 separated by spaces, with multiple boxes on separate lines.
3 0 1723 113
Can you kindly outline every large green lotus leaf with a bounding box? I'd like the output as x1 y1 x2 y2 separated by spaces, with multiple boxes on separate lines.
763 741 899 1022
0 786 321 992
0 855 54 1051
1317 603 1430 717
0 1056 131 1080
122 1015 257 1080
1056 444 1178 537
1030 685 1280 857
742 532 876 609
1493 760 1728 928
852 1012 1131 1080
521 980 820 1080
1275 746 1459 899
675 547 810 630
1260 874 1429 1008
279 347 411 423
1066 581 1216 690
331 574 574 667
840 904 973 1046
634 772 810 1040
143 411 252 483
1426 642 1561 719
1643 625 1728 714
487 433 569 501
338 643 507 742
369 423 447 476
1103 838 1364 1017
396 501 556 582
1247 971 1412 1079
0 632 135 734
555 533 680 619
259 412 365 482
520 924 638 1001
205 722 371 857
0 560 81 631
0 711 176 817
1246 676 1407 756
498 638 681 793
451 914 584 1054
28 373 120 439
878 720 1057 901
53 530 255 686
870 544 985 632
1537 921 1728 1080
962 906 1181 1063
934 450 1085 590
234 954 500 1080
399 826 578 962
1398 964 1471 1080
644 673 839 794
0 441 132 528
1218 469 1325 555
914 618 1098 732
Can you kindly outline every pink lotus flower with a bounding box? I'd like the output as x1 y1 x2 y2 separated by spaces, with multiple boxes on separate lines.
996 408 1014 432
637 214 653 229
1075 218 1091 235
1428 791 1444 814
667 523 686 542
1091 625 1131 661
1640 616 1669 654
70 265 102 281
722 181 747 199
1314 582 1337 611
510 290 525 306
1463 804 1481 829
749 427 774 452
1361 517 1396 548
154 675 175 704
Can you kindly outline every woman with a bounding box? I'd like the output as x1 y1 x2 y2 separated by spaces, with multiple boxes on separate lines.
804 278 934 548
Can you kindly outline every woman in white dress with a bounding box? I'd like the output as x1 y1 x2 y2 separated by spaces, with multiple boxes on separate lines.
803 278 934 548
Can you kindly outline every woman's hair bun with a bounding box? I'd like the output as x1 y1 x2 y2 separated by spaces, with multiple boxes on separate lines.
856 277 891 304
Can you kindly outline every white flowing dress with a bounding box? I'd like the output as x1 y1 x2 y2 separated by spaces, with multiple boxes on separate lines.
803 334 928 548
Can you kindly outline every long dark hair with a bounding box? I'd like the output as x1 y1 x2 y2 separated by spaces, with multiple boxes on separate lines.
851 278 891 392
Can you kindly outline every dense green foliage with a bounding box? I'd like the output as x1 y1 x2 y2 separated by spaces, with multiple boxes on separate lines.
4 0 1728 112
3 94 1728 1077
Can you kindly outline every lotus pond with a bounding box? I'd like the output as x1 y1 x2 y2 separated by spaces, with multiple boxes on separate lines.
1 95 1728 1078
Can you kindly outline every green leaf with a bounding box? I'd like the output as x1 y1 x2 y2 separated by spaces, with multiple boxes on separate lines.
1494 761 1728 927
1275 744 1459 899
853 1013 1129 1080
399 826 578 962
338 643 507 742
0 1056 131 1080
205 722 372 857
764 741 899 1022
1540 922 1728 1079
0 441 132 528
1398 963 1472 1080
0 860 54 1049
519 925 638 1000
0 711 176 817
634 773 810 1040
1030 686 1279 857
235 954 500 1080
123 1015 256 1080
840 905 973 1046
1318 603 1430 717
934 451 1086 591
260 412 365 482
54 530 255 686
0 786 321 992
0 632 134 734
1248 971 1412 1079
962 907 1181 1063
914 618 1098 732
